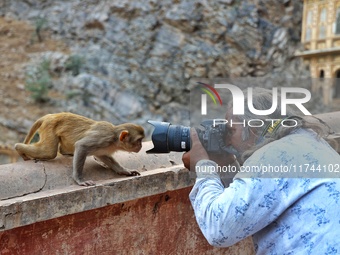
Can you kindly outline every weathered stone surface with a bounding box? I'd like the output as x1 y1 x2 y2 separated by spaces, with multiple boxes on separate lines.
0 0 318 136
0 161 45 200
0 166 192 231
0 141 184 198
0 141 190 231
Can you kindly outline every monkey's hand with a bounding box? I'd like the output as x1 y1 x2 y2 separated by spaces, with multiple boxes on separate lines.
125 170 141 176
76 179 96 186
73 175 96 186
94 155 141 177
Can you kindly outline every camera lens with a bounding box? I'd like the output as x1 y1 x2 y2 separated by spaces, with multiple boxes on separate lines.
168 125 190 152
146 121 191 153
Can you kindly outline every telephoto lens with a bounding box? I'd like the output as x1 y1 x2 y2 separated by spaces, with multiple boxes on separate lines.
146 121 191 153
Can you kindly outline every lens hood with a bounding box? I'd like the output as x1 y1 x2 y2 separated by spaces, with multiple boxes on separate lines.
146 120 171 153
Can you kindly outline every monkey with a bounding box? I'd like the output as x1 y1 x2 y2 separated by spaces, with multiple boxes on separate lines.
15 112 145 186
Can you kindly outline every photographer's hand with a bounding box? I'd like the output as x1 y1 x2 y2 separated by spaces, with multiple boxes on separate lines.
182 128 238 171
182 128 209 171
208 152 237 168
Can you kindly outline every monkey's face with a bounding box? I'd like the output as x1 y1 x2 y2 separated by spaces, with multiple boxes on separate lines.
129 137 143 153
118 125 144 153
128 126 144 153
120 134 144 153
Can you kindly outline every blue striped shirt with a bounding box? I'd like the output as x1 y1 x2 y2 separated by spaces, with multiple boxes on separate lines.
190 129 340 254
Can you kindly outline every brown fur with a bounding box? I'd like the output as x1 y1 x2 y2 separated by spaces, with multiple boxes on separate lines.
15 112 145 186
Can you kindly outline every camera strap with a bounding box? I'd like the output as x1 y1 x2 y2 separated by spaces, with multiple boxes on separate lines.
257 116 303 144
255 119 281 145
259 119 282 138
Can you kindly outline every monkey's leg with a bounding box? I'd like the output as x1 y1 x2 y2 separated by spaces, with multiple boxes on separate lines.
15 139 58 161
73 140 96 186
59 146 74 156
95 155 140 176
14 143 31 160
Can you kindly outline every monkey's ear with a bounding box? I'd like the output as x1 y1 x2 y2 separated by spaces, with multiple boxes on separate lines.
119 130 129 141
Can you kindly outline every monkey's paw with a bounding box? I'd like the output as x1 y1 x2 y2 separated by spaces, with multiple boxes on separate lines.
127 170 141 176
78 180 96 186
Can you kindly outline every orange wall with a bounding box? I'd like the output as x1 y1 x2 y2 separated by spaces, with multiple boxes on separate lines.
0 187 254 255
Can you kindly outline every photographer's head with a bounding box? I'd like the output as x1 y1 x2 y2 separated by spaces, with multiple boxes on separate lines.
225 87 300 163
224 87 336 163
170 86 335 170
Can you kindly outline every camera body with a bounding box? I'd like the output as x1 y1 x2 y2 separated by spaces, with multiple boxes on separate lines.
146 120 229 154
196 120 228 153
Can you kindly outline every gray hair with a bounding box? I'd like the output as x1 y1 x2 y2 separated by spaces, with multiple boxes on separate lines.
228 87 336 161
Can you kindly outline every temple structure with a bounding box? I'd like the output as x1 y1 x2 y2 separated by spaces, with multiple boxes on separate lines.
297 0 340 106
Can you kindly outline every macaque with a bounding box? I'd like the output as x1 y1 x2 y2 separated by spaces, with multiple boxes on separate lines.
15 112 145 186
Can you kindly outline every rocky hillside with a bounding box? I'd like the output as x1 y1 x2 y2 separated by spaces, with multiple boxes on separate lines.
0 16 69 144
0 0 325 144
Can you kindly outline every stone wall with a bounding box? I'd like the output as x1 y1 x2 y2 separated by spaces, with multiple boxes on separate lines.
0 187 255 255
0 141 256 254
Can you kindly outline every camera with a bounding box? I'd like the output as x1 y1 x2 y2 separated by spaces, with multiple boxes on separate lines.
146 120 233 154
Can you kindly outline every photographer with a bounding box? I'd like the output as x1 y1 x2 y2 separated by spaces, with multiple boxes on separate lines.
182 88 340 254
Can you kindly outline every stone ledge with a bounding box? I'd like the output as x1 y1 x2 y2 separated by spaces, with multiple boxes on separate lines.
0 166 192 231
0 141 192 231
0 141 184 200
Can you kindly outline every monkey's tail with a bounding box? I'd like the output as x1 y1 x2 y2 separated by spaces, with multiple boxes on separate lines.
23 118 44 144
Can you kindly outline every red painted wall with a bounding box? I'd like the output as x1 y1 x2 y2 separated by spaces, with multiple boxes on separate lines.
0 187 254 255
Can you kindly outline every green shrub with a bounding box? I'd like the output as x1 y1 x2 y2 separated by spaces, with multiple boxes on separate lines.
65 55 85 76
34 17 48 43
25 59 52 103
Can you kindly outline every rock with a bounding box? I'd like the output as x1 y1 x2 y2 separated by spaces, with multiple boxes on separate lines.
0 0 317 136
